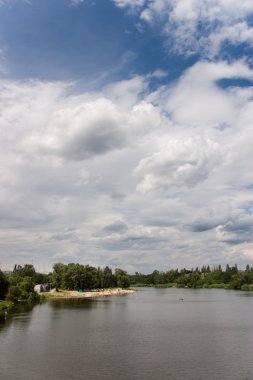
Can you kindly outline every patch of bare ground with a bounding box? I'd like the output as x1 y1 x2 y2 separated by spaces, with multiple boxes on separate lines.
43 288 135 299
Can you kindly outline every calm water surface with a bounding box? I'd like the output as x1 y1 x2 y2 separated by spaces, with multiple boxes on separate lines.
0 288 253 380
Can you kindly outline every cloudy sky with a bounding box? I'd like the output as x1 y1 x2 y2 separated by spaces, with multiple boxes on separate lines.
0 0 253 273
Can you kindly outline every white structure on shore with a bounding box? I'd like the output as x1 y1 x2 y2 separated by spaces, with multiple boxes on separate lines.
34 284 52 293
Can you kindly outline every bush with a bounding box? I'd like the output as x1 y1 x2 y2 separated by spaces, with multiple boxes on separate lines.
241 284 253 291
7 278 39 302
7 285 22 302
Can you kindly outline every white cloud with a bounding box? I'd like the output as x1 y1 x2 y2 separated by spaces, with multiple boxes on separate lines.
135 60 253 195
104 75 148 109
1 61 253 271
164 60 253 127
0 75 160 162
30 98 128 160
135 136 219 192
207 22 253 57
114 0 253 57
113 0 145 10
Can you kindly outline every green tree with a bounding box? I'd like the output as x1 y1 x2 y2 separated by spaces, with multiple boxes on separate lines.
7 285 22 302
115 268 130 288
13 264 36 278
102 266 115 288
51 263 66 289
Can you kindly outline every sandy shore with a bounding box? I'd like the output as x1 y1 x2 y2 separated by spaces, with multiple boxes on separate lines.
42 288 135 299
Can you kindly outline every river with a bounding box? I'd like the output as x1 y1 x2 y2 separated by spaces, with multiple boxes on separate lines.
0 288 253 380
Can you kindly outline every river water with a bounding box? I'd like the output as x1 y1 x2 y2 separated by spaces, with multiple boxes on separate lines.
0 288 253 380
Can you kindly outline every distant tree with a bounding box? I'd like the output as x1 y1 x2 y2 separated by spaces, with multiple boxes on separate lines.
115 268 130 288
51 263 66 289
34 272 49 284
117 275 130 289
102 266 115 288
13 264 36 278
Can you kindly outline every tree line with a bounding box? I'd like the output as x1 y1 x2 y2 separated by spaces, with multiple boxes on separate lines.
1 263 253 306
130 264 253 290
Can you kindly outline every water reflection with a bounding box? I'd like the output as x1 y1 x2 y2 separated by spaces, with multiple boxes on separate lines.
49 297 96 310
0 301 35 330
236 291 253 298
0 289 252 380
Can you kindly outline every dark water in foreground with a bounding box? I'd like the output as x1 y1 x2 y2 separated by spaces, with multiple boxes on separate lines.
0 288 253 380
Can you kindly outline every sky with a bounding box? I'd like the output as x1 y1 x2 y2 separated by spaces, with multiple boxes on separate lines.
0 0 253 273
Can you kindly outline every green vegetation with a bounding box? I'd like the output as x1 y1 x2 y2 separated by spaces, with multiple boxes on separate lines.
0 301 13 312
0 263 131 316
0 301 14 319
51 263 130 290
0 264 43 306
130 264 253 290
1 262 253 318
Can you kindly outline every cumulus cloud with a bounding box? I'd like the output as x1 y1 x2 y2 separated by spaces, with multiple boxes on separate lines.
1 60 253 271
163 60 253 127
114 0 253 57
33 98 128 160
0 75 161 162
135 136 219 192
28 97 160 161
135 60 253 193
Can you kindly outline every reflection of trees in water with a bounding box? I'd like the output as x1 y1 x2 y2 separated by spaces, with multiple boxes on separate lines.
49 298 109 310
13 302 35 314
0 301 35 331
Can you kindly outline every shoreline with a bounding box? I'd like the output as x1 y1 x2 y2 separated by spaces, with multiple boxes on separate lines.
0 301 14 320
42 288 135 299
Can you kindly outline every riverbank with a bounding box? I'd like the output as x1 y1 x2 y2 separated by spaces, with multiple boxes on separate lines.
0 301 14 319
42 288 135 299
131 283 253 290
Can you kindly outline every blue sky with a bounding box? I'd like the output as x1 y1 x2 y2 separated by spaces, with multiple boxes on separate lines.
0 0 196 83
0 0 253 273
